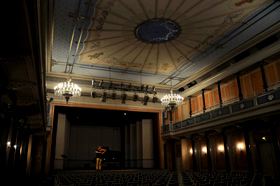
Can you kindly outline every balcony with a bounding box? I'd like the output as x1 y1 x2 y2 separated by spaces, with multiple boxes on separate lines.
162 87 280 136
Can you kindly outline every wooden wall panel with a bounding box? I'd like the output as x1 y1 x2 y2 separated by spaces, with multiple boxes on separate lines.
267 64 277 85
191 99 196 113
243 75 253 98
208 92 213 107
276 61 280 81
210 133 226 171
228 130 248 171
250 70 263 95
205 93 209 108
213 89 219 105
174 109 179 122
199 138 208 171
182 100 189 119
224 85 230 101
229 81 238 99
197 96 203 111
221 86 226 102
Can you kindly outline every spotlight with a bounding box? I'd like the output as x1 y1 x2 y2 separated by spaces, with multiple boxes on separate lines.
91 92 96 98
187 81 197 88
47 97 54 103
101 92 107 102
121 93 127 104
99 80 103 87
178 87 185 92
111 92 117 100
143 95 150 105
92 79 95 87
152 86 156 92
133 94 138 101
152 96 158 103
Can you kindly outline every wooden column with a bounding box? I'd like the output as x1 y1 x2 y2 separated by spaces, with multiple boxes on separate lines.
222 129 231 172
205 132 212 172
191 135 197 171
244 127 254 173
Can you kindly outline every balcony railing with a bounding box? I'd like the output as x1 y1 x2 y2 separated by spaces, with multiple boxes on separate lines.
162 87 280 133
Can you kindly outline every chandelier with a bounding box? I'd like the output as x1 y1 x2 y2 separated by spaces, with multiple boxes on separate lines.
54 76 82 104
161 89 184 111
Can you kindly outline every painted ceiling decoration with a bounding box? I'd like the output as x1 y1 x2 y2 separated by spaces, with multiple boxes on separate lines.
77 0 272 75
50 0 276 87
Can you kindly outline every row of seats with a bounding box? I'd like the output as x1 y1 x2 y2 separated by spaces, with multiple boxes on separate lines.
181 171 277 186
54 170 177 186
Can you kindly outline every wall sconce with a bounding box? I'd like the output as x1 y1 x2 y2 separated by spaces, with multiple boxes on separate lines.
237 143 243 151
218 146 224 152
202 147 207 154
190 149 193 154
7 142 11 148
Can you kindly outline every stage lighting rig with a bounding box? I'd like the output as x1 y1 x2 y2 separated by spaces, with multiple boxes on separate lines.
91 92 96 98
101 91 107 102
143 94 150 106
111 92 117 100
133 94 138 101
121 93 127 104
99 80 103 87
152 96 158 103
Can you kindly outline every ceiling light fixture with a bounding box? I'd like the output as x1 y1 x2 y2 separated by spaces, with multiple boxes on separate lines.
161 89 184 111
54 76 82 104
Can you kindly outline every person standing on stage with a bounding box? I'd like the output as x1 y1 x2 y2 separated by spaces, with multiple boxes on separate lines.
95 146 106 171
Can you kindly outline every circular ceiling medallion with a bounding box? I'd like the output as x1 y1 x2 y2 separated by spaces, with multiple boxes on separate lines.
135 18 181 43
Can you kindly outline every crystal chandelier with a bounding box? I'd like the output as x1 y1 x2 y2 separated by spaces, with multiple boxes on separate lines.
161 89 184 111
54 76 81 104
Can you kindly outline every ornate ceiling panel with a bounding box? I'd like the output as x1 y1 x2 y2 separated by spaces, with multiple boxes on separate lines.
77 0 272 76
49 0 279 88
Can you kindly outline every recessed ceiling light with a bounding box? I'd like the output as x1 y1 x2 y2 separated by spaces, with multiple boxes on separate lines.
124 113 126 115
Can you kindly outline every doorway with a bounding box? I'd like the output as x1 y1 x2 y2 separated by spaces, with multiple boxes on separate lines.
258 142 277 175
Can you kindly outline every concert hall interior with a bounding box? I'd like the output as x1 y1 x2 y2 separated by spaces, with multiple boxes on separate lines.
1 0 280 185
